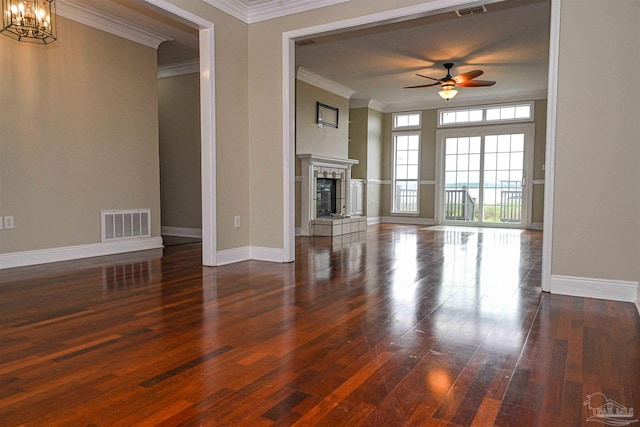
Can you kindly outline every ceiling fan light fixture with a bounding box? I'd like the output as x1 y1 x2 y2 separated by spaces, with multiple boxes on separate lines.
438 83 458 101
405 63 493 100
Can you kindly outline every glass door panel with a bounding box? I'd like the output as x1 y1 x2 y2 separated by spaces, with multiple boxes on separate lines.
482 133 524 224
442 130 527 227
443 136 481 222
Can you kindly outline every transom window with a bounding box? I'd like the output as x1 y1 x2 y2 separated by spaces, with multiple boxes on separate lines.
393 111 421 130
439 102 533 127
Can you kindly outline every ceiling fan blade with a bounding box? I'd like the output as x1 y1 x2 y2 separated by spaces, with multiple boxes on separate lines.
404 82 440 89
453 70 483 83
416 73 441 81
457 80 496 87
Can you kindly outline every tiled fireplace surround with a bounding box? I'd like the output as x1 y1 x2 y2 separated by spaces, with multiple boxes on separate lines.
298 154 366 237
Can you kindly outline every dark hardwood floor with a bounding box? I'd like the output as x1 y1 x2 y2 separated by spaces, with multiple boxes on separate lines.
0 224 638 426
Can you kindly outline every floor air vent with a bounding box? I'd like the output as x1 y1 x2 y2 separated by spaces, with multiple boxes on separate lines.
101 209 151 242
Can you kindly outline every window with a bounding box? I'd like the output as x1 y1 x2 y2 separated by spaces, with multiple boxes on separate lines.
393 111 421 130
486 104 531 121
441 109 483 125
392 133 420 213
439 102 533 127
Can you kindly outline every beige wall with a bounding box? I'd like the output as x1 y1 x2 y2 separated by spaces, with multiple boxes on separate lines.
1 0 252 255
0 16 160 253
206 8 250 251
367 109 384 181
162 0 250 251
349 107 384 217
295 80 350 159
158 73 201 230
349 108 368 180
533 101 548 181
366 108 384 218
532 100 547 224
552 0 640 282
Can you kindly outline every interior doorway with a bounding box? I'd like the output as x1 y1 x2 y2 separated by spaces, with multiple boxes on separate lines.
284 0 560 294
144 0 217 266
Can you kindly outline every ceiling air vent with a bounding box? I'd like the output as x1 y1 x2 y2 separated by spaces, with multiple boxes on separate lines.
455 5 487 17
296 39 316 47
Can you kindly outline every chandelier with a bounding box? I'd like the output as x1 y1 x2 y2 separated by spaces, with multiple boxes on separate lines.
1 0 56 44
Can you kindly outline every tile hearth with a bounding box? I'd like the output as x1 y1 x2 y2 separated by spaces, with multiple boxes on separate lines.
312 216 367 237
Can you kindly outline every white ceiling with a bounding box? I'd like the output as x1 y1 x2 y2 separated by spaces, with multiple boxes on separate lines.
57 0 550 111
295 0 551 111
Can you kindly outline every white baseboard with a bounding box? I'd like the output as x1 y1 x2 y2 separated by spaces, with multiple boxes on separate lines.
551 275 638 303
0 237 164 270
295 227 302 236
216 246 251 266
216 246 285 266
381 216 436 226
161 226 202 238
530 222 543 230
367 217 381 225
251 246 285 263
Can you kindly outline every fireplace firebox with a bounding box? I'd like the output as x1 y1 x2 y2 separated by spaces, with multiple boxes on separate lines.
316 178 337 217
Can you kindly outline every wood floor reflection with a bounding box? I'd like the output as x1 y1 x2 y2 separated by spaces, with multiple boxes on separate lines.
0 224 638 426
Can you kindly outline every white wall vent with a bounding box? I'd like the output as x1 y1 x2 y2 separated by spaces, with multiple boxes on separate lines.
101 209 151 242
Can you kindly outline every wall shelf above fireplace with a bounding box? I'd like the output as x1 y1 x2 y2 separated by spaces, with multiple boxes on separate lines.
297 154 358 168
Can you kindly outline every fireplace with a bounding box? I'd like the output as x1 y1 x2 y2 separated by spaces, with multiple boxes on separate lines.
316 178 337 217
297 154 363 236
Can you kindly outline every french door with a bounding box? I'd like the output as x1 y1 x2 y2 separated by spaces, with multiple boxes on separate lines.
437 124 534 228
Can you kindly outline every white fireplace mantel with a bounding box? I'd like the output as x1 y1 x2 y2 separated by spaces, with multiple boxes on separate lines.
298 154 359 236
297 154 359 168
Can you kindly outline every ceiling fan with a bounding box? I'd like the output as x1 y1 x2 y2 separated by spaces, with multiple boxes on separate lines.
404 63 495 100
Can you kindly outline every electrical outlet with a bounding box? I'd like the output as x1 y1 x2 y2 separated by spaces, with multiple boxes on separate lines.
0 216 3 230
234 216 240 228
4 216 14 229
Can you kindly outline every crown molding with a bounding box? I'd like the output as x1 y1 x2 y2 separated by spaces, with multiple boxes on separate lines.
349 98 370 109
202 0 247 23
350 89 547 113
349 98 384 112
158 60 200 78
369 99 385 112
56 0 172 49
296 67 356 99
380 90 548 113
203 0 352 24
246 0 352 24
